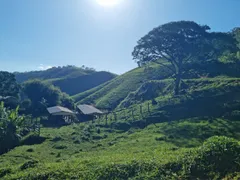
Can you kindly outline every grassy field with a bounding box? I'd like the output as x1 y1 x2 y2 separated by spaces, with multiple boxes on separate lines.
1 116 240 179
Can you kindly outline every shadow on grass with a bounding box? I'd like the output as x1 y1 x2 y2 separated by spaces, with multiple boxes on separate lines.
158 118 240 148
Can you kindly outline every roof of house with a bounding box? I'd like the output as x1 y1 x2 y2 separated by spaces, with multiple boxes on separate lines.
47 106 74 116
77 104 103 115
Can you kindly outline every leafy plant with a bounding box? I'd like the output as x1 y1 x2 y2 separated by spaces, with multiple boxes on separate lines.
0 102 25 154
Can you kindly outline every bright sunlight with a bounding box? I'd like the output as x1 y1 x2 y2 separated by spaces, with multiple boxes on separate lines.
96 0 122 7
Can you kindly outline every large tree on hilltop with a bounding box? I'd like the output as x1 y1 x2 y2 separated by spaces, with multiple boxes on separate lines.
132 21 236 95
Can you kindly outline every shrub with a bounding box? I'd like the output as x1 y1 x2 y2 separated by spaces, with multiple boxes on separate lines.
21 134 46 145
184 136 240 179
0 168 11 178
51 136 63 142
26 148 34 152
53 145 67 150
155 136 167 141
20 160 38 170
111 122 131 131
92 135 103 140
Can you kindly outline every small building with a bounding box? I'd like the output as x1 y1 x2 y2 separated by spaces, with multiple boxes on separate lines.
46 106 75 126
77 104 103 122
47 106 74 116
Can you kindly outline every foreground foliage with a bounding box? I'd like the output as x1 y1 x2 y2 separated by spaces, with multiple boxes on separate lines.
0 102 24 154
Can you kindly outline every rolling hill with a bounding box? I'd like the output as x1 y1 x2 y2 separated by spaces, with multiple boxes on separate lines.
15 66 117 96
73 64 172 109
73 61 240 109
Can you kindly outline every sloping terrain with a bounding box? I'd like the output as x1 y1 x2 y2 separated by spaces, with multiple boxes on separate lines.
15 66 117 96
1 118 240 179
15 66 94 82
73 64 172 109
73 61 240 109
49 71 116 96
1 76 240 179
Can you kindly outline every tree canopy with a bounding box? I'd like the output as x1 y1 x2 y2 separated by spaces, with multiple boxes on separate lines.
0 71 20 97
22 79 74 116
132 21 237 94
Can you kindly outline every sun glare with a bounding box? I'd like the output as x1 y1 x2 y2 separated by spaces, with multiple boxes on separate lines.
96 0 121 7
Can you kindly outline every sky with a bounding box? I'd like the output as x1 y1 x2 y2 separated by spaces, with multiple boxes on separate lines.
0 0 239 74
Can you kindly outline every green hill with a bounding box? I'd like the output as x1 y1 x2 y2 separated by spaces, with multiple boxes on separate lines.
73 61 240 109
15 66 117 96
15 65 95 82
73 64 172 109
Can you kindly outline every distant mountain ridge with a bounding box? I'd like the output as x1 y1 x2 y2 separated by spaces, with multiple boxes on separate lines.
14 65 97 82
14 65 117 96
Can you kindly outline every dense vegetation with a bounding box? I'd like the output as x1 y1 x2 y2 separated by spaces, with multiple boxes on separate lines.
22 79 74 116
0 71 20 98
1 20 240 179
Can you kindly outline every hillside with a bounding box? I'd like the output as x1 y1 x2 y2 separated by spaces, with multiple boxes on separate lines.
15 66 117 96
1 74 240 179
1 105 240 179
73 61 240 109
15 66 96 82
73 64 172 109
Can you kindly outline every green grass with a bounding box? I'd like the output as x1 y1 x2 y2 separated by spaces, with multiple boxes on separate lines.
4 64 240 179
73 64 172 109
1 116 240 179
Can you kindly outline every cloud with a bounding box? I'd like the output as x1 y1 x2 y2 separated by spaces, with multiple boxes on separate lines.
38 64 53 70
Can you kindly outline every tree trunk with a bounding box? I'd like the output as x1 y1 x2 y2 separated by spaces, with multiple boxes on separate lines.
174 72 181 95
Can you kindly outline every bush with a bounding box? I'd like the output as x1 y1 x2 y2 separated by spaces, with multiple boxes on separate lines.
20 160 38 170
111 122 131 131
0 168 11 178
21 134 46 145
184 136 240 179
0 102 23 154
53 145 67 150
51 136 63 142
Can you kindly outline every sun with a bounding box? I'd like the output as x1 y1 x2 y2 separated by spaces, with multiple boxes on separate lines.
96 0 121 7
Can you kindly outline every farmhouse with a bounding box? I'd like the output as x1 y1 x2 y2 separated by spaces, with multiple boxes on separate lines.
77 104 103 122
46 106 75 125
47 106 74 116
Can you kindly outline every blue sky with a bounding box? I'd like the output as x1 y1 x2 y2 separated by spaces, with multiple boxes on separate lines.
0 0 239 74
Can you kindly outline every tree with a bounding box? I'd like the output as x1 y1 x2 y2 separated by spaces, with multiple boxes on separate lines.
0 102 25 154
132 21 236 95
0 71 20 97
61 93 75 110
23 80 62 116
22 79 74 116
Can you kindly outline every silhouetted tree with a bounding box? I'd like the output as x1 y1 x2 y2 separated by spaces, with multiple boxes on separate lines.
0 71 20 97
132 21 236 95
